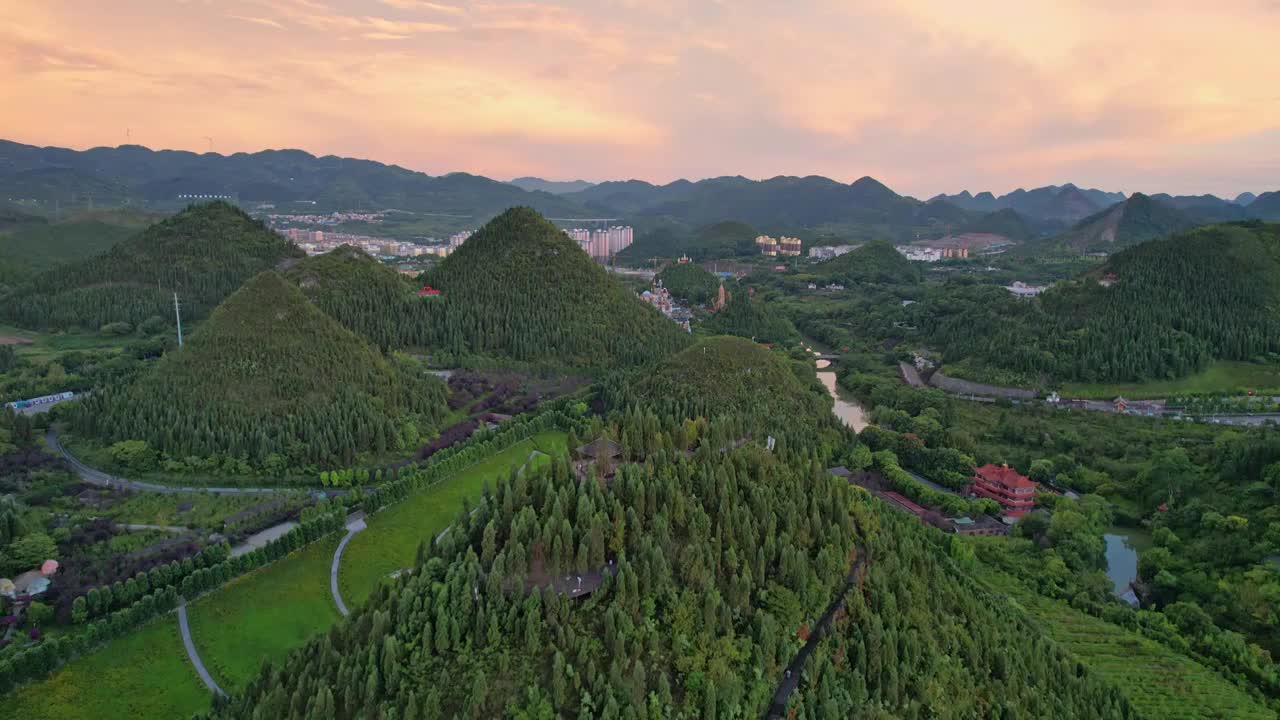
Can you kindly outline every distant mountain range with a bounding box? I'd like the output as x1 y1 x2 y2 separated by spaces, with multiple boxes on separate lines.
930 184 1126 222
0 139 584 218
506 177 595 195
1 139 1274 249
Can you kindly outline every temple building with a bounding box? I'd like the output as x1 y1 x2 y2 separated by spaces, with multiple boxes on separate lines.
968 464 1037 519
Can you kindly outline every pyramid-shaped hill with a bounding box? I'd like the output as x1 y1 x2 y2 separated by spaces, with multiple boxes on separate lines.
619 336 834 441
283 245 418 351
1048 193 1197 252
76 271 447 472
2 201 304 331
419 207 691 369
819 240 921 284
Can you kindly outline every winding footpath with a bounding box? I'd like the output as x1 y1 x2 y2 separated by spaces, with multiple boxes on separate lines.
48 428 287 496
330 513 368 617
177 598 226 697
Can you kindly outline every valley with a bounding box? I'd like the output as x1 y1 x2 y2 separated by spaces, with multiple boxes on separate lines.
1 153 1278 720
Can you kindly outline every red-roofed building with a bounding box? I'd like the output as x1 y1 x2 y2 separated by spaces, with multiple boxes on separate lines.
418 285 441 297
969 464 1037 518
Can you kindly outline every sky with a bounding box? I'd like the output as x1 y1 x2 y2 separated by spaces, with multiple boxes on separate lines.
2 0 1278 198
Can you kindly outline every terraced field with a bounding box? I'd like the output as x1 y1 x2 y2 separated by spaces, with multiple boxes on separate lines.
977 567 1274 720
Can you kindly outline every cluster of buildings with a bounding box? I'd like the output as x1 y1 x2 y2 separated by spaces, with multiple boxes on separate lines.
283 228 439 258
639 283 693 330
808 244 858 260
897 245 969 262
266 210 390 226
755 235 802 257
280 227 478 259
566 226 634 259
1005 281 1047 298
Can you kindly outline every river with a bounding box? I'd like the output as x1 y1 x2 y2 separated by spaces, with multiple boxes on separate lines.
1103 526 1152 596
809 348 870 432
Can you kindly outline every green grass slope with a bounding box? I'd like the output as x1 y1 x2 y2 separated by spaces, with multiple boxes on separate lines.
0 201 304 331
74 271 447 471
419 207 690 369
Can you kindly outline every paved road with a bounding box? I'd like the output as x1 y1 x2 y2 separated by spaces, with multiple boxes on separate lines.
115 523 189 534
177 597 226 697
48 428 287 496
330 513 367 617
765 556 867 719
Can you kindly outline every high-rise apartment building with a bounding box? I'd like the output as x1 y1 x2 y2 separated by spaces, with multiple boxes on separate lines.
449 230 473 251
568 226 634 258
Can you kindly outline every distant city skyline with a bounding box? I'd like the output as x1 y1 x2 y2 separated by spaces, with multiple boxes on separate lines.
2 1 1277 198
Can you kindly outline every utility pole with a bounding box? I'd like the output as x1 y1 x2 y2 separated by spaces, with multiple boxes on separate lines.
173 292 184 347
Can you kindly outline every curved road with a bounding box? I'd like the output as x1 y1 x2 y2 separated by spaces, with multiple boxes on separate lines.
177 598 226 697
47 428 287 496
330 513 368 617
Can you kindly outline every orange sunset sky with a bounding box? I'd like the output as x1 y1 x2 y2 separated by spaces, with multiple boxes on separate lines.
1 0 1277 197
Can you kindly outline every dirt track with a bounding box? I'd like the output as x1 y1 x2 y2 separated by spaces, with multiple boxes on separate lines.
0 335 34 345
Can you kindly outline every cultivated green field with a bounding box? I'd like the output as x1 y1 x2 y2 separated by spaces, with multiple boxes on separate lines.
1061 361 1280 399
186 535 342 691
106 491 280 530
4 617 208 720
976 567 1274 720
0 323 138 364
338 430 567 606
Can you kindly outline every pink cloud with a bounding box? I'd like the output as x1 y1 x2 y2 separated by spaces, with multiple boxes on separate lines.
0 0 1275 197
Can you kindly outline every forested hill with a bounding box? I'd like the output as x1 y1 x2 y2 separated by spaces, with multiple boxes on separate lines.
617 220 760 262
417 207 691 369
282 245 415 351
0 202 304 331
74 271 447 474
818 240 922 285
923 222 1280 382
1045 193 1198 252
202 429 1135 720
606 336 831 443
655 261 718 304
701 289 800 345
956 207 1036 242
